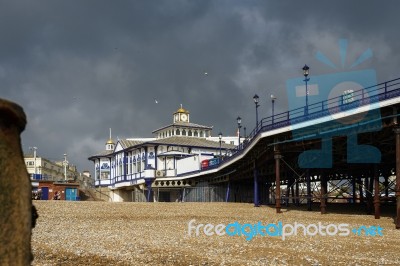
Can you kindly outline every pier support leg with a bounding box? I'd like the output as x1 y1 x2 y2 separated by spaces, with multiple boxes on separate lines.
306 170 312 211
225 180 230 203
365 176 372 214
352 174 357 204
295 180 300 206
394 128 400 228
373 166 381 219
358 176 364 204
285 176 292 207
253 165 259 207
320 173 327 214
275 149 282 213
291 181 296 205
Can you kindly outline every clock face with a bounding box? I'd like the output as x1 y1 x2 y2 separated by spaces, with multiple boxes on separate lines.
181 114 188 121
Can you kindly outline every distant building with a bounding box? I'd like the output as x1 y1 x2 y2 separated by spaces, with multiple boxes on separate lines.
24 155 78 181
79 170 94 188
88 106 237 202
24 152 93 191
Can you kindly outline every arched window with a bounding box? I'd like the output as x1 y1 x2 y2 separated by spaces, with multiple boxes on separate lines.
182 129 186 136
200 131 204 137
194 131 198 137
176 129 180 135
188 130 192 136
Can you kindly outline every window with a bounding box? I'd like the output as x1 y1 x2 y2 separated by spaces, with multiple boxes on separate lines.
176 129 180 135
182 129 186 136
194 131 198 137
188 130 192 136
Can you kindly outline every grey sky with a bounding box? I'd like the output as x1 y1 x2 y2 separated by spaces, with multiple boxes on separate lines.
1 0 399 173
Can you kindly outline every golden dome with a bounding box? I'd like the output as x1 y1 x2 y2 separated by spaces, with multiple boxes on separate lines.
106 138 114 145
176 104 189 114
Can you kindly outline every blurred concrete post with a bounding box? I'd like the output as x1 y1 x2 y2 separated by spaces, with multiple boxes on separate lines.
0 98 33 265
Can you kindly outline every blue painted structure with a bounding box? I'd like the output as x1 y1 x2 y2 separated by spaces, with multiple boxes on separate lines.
41 187 49 200
65 188 78 201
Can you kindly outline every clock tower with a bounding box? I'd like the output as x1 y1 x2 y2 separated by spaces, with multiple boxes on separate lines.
173 104 190 123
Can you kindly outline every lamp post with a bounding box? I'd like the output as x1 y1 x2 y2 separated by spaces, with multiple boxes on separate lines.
271 94 277 124
302 64 310 115
29 147 37 179
63 153 68 181
237 116 242 148
218 132 222 158
253 94 260 129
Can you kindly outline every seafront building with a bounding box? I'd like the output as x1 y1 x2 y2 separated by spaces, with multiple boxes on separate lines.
25 152 94 200
88 106 236 202
25 153 79 183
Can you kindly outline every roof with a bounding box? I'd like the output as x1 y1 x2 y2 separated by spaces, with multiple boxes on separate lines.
147 136 236 149
157 151 193 157
152 122 213 133
118 139 145 149
88 136 236 161
88 149 114 160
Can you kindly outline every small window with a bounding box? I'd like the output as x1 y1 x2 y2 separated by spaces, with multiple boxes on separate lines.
182 129 186 135
188 130 192 136
176 129 180 135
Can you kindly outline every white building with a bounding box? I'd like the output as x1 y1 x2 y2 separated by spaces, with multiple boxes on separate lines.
24 152 81 189
88 106 237 202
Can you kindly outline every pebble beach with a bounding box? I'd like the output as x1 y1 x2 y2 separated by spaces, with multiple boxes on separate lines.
31 201 400 265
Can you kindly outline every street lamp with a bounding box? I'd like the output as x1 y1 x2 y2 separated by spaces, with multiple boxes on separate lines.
253 94 260 129
218 132 222 157
237 116 242 148
302 64 310 115
63 153 68 181
271 94 277 124
29 147 37 179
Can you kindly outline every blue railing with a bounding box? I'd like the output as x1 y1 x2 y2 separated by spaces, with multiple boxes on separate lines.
215 77 400 167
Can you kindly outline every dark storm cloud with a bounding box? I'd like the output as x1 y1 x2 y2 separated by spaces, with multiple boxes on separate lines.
1 0 399 172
